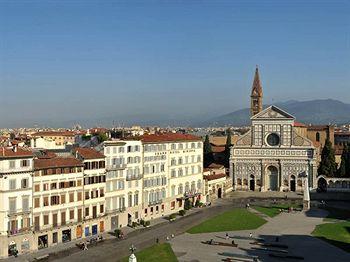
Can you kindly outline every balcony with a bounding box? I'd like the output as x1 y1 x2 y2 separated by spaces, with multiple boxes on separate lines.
8 208 31 216
106 164 126 171
148 199 163 207
106 207 126 214
8 227 31 236
126 175 143 181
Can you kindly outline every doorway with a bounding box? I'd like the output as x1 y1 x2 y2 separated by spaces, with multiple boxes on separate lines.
249 175 255 191
217 188 222 198
290 175 296 192
267 166 278 191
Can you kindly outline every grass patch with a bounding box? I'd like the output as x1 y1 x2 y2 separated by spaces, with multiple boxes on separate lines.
312 221 350 253
187 208 266 234
253 203 303 218
120 243 177 262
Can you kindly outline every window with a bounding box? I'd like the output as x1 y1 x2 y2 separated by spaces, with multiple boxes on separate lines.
34 197 40 208
51 196 60 205
77 192 82 201
316 132 320 142
9 179 16 190
51 183 57 190
21 159 30 167
44 215 49 225
9 160 16 169
43 197 49 206
128 194 132 207
34 184 40 192
9 198 16 213
21 178 29 189
70 210 74 220
61 194 66 204
69 193 74 202
43 183 49 191
85 192 89 200
85 207 89 217
100 204 104 213
61 212 66 225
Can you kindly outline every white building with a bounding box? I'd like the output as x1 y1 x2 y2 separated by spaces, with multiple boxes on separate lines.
0 147 33 257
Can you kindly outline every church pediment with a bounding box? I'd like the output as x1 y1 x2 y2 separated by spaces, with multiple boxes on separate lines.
251 105 295 120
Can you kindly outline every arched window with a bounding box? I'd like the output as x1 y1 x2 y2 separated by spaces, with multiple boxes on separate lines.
316 132 320 142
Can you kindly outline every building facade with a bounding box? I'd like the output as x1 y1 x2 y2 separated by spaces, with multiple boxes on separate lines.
230 69 317 192
0 147 33 258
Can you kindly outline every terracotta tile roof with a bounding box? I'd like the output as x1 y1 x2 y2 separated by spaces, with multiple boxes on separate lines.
0 147 33 158
34 157 83 169
307 125 333 131
204 173 227 181
208 163 225 169
212 146 225 153
141 133 201 143
32 131 75 137
73 147 105 159
294 121 307 127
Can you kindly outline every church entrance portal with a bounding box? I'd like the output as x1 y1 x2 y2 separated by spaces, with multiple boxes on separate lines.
249 175 255 191
267 166 278 191
290 175 296 192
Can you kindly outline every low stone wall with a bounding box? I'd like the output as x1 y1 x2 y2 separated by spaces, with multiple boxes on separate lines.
311 191 350 201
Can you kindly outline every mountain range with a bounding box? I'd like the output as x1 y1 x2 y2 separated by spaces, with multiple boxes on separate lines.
201 99 350 126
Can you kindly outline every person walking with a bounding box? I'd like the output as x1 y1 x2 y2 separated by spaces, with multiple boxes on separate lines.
226 232 229 240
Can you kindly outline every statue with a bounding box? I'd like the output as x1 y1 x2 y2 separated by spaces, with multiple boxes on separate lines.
129 244 137 262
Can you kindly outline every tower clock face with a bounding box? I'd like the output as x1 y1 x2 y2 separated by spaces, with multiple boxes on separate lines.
266 133 280 146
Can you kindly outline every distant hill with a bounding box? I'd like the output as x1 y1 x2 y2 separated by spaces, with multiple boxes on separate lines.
202 99 350 126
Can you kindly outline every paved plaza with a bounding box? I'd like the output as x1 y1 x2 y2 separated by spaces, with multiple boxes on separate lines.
171 208 350 262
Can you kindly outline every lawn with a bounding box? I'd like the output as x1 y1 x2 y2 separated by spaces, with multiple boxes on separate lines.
312 221 350 253
253 203 303 218
187 208 267 234
120 243 178 262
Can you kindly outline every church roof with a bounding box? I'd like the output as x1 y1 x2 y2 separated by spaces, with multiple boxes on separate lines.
251 66 263 97
251 105 295 120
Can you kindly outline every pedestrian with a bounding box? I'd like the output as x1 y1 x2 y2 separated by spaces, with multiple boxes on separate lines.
226 232 229 240
231 240 235 245
171 234 175 238
156 238 159 244
166 236 170 241
249 233 252 238
83 242 88 250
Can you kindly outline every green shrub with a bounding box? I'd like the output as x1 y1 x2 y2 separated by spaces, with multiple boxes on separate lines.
179 210 186 216
132 222 138 228
144 220 151 227
140 219 145 226
184 199 192 210
114 229 121 237
195 199 200 207
169 214 176 220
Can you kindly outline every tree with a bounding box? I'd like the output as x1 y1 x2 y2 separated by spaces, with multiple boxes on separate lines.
337 143 350 177
318 138 337 177
224 129 232 168
203 135 214 168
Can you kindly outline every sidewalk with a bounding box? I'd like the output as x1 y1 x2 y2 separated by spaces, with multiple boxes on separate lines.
5 207 203 262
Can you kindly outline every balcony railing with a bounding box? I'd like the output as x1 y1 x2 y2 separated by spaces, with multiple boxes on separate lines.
106 207 126 214
148 199 163 206
106 164 126 171
126 175 143 181
8 227 31 236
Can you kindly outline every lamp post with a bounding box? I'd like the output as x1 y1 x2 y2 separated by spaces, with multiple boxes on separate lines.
299 171 310 211
129 244 137 262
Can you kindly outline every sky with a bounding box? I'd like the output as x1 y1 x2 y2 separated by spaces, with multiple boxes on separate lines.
0 0 349 127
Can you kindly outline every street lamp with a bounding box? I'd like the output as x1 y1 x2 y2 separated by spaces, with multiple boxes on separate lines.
129 244 137 262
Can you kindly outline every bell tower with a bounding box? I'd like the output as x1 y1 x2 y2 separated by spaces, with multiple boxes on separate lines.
250 66 263 116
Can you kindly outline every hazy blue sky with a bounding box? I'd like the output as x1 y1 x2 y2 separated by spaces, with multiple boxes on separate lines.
1 0 349 127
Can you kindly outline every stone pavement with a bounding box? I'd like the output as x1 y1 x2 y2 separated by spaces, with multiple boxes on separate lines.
170 209 350 262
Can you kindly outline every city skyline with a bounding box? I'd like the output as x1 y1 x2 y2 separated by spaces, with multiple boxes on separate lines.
1 0 350 127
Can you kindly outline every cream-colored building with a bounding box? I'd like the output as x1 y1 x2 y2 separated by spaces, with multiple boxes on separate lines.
32 157 85 250
0 147 33 257
142 134 203 220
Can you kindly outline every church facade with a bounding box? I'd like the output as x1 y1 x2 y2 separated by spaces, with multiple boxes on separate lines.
229 68 317 192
